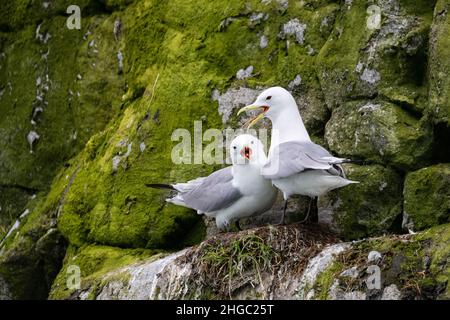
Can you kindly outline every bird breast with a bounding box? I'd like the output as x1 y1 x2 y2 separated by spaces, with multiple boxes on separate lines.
232 164 274 196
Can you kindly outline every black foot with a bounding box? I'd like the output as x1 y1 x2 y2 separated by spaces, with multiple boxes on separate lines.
235 220 242 231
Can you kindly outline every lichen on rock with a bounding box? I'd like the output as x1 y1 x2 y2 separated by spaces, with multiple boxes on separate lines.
325 100 433 171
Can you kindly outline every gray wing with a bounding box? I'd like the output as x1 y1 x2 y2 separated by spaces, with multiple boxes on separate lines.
177 167 243 213
262 141 346 179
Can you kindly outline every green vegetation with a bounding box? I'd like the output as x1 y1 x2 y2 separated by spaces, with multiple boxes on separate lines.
0 0 449 300
198 234 277 297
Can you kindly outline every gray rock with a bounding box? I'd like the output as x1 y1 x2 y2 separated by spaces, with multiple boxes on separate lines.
297 243 351 299
318 164 403 240
381 284 401 300
96 250 190 300
360 68 380 85
288 74 302 90
329 280 366 300
279 19 307 44
259 35 268 49
212 87 260 123
340 266 359 278
236 66 254 80
368 251 382 263
27 131 40 154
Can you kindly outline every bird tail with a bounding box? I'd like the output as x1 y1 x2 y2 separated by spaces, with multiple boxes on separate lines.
145 183 176 191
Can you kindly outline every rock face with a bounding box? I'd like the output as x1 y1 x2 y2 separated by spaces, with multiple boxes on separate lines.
316 0 433 111
49 223 450 300
429 0 450 125
325 101 432 171
0 0 449 300
403 164 450 231
318 164 403 240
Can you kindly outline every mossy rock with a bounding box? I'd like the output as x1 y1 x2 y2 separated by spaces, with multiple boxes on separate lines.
0 186 32 239
0 0 127 31
325 100 432 171
49 244 155 300
55 0 351 249
311 223 450 300
403 164 450 231
0 227 67 299
0 13 125 234
318 164 403 240
429 0 450 125
316 0 434 110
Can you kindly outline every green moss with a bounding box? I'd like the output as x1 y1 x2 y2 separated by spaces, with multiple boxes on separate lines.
429 0 450 125
312 261 344 300
333 224 450 300
416 224 450 298
320 164 403 240
56 0 344 249
325 100 433 171
0 14 125 192
316 0 434 110
404 164 450 231
49 244 155 299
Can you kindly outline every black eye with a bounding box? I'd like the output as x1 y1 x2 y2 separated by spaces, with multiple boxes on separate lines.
233 146 237 150
251 141 254 144
266 96 272 100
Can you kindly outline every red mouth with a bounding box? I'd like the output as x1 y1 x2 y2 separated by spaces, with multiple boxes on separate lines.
240 147 252 159
263 106 269 112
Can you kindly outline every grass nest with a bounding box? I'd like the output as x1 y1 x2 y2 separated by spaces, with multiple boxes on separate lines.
185 223 338 299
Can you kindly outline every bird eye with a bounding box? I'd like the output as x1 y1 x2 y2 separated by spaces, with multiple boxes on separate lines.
251 141 254 144
233 146 237 150
266 96 272 100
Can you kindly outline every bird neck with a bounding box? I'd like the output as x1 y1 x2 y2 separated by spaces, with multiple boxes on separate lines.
269 106 310 151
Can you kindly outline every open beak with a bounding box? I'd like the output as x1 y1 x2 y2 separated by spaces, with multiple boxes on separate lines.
237 105 269 129
240 146 252 160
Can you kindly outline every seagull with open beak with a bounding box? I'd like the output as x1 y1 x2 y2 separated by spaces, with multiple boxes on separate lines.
147 134 277 231
238 87 358 224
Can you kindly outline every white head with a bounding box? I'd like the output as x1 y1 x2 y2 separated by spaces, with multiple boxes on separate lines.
229 134 267 165
237 87 299 126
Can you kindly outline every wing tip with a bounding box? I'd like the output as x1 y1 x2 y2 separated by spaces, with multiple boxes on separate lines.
145 183 176 190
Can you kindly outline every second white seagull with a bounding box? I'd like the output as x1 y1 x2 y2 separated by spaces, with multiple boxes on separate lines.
146 134 278 230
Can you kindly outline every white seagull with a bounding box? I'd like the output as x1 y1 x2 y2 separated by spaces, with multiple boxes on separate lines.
146 134 278 230
238 87 358 224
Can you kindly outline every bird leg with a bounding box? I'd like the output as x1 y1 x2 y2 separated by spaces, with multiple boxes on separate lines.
300 197 319 224
300 197 314 224
235 220 242 231
310 196 319 223
276 200 288 226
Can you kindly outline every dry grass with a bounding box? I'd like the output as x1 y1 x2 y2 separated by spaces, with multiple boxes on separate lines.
183 223 338 299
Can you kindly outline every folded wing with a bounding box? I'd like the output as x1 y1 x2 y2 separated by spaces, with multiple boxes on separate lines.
169 167 243 213
262 141 347 179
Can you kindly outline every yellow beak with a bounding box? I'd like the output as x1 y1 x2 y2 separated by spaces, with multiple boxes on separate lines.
237 105 266 129
237 104 264 116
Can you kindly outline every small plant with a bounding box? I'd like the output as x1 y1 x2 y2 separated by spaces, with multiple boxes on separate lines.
198 234 279 298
